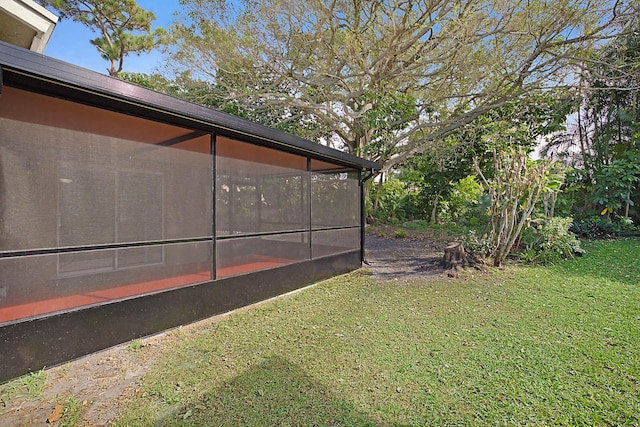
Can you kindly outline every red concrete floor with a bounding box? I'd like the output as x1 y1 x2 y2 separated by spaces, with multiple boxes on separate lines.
0 257 291 324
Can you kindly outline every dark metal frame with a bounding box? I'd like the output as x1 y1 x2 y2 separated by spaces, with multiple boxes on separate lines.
0 41 379 383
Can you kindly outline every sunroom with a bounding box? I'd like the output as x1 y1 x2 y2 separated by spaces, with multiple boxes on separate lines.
0 41 378 382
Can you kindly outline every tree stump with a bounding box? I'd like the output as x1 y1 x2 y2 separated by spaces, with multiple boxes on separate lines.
443 242 468 277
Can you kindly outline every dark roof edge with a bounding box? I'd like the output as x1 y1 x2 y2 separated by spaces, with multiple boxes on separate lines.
0 41 380 171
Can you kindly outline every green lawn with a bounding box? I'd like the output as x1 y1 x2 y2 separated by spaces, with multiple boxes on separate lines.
116 238 640 426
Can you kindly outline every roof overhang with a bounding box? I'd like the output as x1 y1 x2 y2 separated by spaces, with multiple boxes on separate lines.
0 0 58 53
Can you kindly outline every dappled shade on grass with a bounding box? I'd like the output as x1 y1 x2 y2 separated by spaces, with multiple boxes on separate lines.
153 356 377 426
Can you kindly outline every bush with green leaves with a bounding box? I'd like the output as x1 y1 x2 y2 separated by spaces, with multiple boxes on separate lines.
394 229 409 238
521 217 584 264
368 178 421 223
462 193 492 227
461 230 495 260
570 216 638 239
434 175 484 224
593 150 640 219
570 218 615 239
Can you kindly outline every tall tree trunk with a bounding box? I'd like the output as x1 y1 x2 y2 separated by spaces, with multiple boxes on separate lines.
577 106 592 182
431 190 441 224
624 193 630 218
617 113 623 147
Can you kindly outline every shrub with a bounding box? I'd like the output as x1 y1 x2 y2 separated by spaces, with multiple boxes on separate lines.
448 175 484 221
569 218 615 239
462 230 495 260
523 217 584 264
394 229 409 238
461 193 492 228
570 216 638 239
369 178 421 223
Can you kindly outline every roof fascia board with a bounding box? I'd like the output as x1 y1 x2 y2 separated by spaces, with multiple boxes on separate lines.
0 0 58 33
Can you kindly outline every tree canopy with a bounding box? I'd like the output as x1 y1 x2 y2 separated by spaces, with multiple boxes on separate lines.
165 0 634 172
39 0 165 76
541 12 640 220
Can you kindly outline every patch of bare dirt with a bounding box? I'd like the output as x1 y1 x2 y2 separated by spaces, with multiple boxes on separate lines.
364 235 446 280
0 232 449 426
364 229 451 281
0 334 167 426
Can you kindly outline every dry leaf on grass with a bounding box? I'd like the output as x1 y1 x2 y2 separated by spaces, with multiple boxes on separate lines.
46 404 63 423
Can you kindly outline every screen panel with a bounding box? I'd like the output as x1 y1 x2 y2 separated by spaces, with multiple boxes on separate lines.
216 233 310 278
311 160 360 229
216 136 309 236
311 228 360 258
0 241 212 324
0 87 213 323
0 87 212 252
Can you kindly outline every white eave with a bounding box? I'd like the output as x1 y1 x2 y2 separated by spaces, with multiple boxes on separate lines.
0 0 58 53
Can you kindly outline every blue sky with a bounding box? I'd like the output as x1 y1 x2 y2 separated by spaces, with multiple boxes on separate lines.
42 0 182 75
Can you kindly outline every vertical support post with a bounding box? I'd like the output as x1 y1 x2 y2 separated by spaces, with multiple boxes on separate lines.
257 176 263 233
300 166 306 250
360 170 365 263
308 157 313 260
211 133 216 280
360 169 374 263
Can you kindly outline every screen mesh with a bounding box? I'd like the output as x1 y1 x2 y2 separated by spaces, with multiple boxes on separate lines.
0 88 212 252
0 87 213 322
0 241 211 324
216 137 309 236
311 160 360 229
0 86 365 317
216 233 310 278
311 228 360 258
